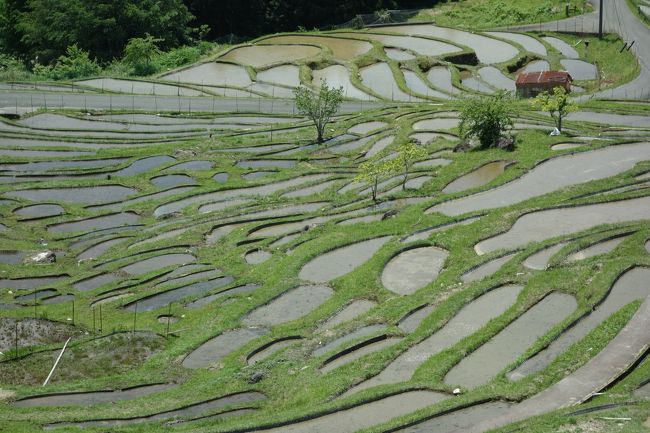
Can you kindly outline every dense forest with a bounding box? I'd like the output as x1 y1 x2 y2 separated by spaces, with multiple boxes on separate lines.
0 0 426 65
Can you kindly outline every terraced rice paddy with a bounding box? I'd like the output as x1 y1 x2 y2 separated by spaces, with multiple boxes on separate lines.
1 21 649 433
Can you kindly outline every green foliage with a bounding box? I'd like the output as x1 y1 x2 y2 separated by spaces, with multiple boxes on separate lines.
390 139 429 190
432 0 588 29
294 80 344 143
32 45 101 80
123 35 162 76
7 0 193 63
354 157 396 202
459 92 515 149
532 86 578 132
0 54 32 81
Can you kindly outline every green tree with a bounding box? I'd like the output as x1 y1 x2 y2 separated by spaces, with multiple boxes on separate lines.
532 86 577 133
123 35 162 75
355 158 396 202
391 139 428 190
14 0 193 64
34 45 100 80
294 80 344 143
459 92 515 149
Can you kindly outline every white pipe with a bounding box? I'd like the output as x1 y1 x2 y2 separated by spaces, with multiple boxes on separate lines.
42 337 71 386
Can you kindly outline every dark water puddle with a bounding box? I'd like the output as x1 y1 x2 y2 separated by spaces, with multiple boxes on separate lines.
185 283 261 309
5 185 136 205
163 160 213 172
14 204 64 220
124 276 235 312
48 212 140 234
0 275 68 290
73 273 118 292
0 251 27 265
442 161 509 194
120 253 196 276
113 156 175 177
151 174 197 189
77 237 130 261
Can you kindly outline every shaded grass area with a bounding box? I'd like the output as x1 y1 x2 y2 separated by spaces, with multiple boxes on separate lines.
0 100 648 433
412 0 591 29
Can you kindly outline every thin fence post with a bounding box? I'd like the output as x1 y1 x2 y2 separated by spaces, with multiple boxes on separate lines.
92 307 96 334
99 304 102 334
166 303 172 336
14 322 18 359
71 300 75 325
133 302 138 334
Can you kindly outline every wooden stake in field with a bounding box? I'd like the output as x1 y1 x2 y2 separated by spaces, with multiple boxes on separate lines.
43 338 71 386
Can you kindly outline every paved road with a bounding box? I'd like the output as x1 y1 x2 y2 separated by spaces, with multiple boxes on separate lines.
517 0 650 100
455 292 650 433
0 92 389 115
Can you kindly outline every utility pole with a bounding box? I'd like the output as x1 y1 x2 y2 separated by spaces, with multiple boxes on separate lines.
599 0 604 39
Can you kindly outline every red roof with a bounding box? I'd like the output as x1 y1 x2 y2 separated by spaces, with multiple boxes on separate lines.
516 71 573 86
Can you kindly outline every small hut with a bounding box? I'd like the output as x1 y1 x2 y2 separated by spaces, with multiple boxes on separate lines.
515 71 573 98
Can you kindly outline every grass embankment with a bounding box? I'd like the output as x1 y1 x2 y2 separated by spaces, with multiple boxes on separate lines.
412 0 591 29
0 101 649 433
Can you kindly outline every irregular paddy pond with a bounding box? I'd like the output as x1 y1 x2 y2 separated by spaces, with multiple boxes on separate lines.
243 285 334 327
125 276 235 312
393 401 513 433
381 247 449 295
443 161 510 194
47 212 140 234
346 285 522 395
436 143 650 216
220 44 320 67
251 391 447 433
444 292 577 388
182 328 269 369
461 253 515 283
46 391 266 428
120 253 196 276
14 204 64 220
509 267 650 380
5 185 136 205
298 237 392 283
14 383 175 407
566 234 630 262
475 196 650 255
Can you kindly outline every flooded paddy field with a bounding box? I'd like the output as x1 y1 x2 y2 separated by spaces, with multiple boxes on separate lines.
0 25 648 432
